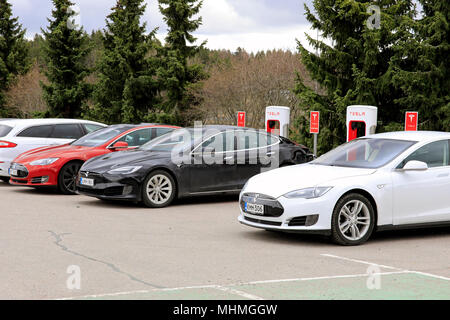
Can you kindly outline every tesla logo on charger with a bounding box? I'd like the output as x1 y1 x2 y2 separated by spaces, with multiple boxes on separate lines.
350 112 366 117
405 112 418 131
310 111 320 134
237 111 246 127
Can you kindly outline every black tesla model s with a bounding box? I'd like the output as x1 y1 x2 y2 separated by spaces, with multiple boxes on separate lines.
76 125 314 207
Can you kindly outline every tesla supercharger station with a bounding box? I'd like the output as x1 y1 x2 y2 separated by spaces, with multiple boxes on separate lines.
265 106 290 138
346 105 378 142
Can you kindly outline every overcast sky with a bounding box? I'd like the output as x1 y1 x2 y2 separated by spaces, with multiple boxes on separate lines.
11 0 316 53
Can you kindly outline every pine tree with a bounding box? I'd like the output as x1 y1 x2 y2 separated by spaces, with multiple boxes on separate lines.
91 0 159 124
41 0 91 118
0 0 29 116
157 0 207 125
293 0 416 154
390 0 449 130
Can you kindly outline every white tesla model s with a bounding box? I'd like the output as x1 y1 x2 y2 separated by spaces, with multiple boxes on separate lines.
238 131 450 245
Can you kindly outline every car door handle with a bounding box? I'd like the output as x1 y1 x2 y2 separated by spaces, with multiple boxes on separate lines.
266 151 275 156
224 156 234 161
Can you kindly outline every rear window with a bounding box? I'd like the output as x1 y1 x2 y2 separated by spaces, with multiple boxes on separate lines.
51 124 84 139
0 125 13 137
17 125 53 138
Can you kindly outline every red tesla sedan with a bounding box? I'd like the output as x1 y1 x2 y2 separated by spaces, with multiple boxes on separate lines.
9 124 179 194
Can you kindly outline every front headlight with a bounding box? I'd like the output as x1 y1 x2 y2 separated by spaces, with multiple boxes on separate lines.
29 158 60 166
107 166 142 175
283 186 333 199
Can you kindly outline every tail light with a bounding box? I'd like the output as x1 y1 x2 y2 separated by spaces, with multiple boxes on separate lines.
0 141 17 148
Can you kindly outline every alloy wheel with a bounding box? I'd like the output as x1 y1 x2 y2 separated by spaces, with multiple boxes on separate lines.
146 174 173 205
338 200 371 241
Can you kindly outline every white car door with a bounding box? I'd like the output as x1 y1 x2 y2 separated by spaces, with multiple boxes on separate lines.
392 139 450 225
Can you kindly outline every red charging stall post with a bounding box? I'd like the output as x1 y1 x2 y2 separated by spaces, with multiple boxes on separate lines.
237 111 246 127
405 112 418 131
310 111 320 156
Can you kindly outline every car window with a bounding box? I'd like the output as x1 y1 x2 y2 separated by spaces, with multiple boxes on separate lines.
116 128 154 147
51 124 84 139
72 127 131 147
17 125 54 138
236 130 258 150
258 132 279 148
199 132 235 153
0 125 13 137
83 124 104 133
400 140 450 168
314 138 416 169
155 127 175 137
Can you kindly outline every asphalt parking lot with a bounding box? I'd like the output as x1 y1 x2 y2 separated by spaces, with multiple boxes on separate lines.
0 181 449 300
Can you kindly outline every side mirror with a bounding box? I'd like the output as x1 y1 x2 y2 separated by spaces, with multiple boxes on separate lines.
109 141 129 151
402 160 428 171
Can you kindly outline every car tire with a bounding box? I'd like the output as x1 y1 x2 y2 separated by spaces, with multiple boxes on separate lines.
58 161 83 195
331 193 375 246
142 170 177 208
0 177 10 183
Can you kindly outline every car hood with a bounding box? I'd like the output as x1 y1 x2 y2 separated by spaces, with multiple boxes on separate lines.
244 163 377 198
14 144 93 163
82 149 170 173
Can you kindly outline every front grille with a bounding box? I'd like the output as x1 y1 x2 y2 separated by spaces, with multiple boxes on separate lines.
78 186 124 197
240 193 284 217
244 216 282 226
11 179 27 184
288 216 307 226
10 163 28 178
78 171 106 184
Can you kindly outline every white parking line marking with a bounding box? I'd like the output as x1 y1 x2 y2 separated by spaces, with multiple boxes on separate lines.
58 270 407 300
322 253 450 281
213 286 265 300
321 254 403 271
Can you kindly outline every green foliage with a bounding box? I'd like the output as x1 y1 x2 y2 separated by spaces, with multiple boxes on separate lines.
89 0 159 124
294 0 449 155
157 0 208 125
0 0 30 116
41 0 92 118
390 0 450 130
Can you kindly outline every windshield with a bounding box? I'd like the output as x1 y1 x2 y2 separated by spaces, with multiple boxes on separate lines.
71 127 130 147
0 125 13 137
140 128 196 152
313 138 416 169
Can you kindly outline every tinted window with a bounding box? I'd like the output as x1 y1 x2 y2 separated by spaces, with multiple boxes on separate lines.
117 128 153 147
200 132 235 153
140 128 195 152
83 124 104 133
236 130 258 150
314 138 416 169
51 124 84 139
0 125 13 137
400 140 450 168
17 125 53 138
72 127 131 147
155 127 175 137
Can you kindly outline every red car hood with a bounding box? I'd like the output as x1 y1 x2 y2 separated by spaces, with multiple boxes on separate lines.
14 144 96 163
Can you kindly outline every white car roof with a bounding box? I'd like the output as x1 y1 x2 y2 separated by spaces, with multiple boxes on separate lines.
0 118 105 128
365 131 450 143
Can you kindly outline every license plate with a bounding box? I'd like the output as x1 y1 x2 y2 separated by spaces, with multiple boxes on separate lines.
80 177 94 187
245 202 264 215
9 169 18 176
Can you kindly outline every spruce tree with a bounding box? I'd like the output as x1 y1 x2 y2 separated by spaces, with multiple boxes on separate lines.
294 0 416 154
41 0 91 118
0 0 29 116
390 0 449 130
157 0 207 124
91 0 159 124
